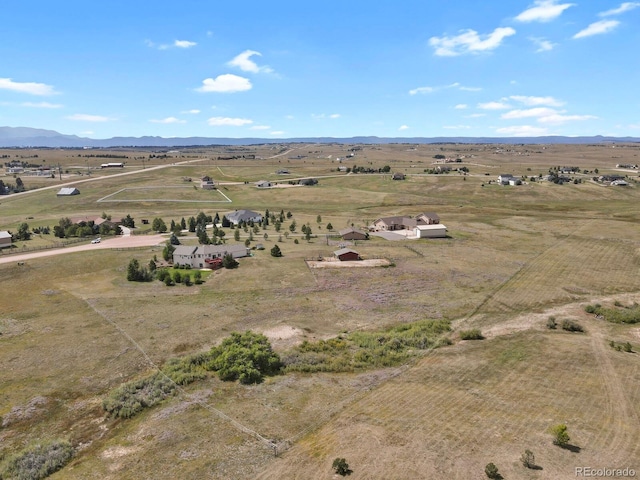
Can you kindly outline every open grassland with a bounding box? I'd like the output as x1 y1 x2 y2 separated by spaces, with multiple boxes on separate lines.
1 143 640 479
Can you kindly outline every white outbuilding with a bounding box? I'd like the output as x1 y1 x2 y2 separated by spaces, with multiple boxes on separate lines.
414 224 447 238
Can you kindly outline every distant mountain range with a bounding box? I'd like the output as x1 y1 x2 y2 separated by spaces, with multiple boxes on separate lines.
1 126 639 148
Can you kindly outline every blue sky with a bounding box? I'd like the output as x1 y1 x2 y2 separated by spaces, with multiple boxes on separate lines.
1 1 639 139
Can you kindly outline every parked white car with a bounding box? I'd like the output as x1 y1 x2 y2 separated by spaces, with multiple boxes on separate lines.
91 238 101 244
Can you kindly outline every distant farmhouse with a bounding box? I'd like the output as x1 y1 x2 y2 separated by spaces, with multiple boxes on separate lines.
225 209 263 225
0 231 12 249
392 172 406 180
372 212 446 238
173 244 249 268
498 174 521 186
101 162 124 168
200 176 216 190
255 180 273 188
57 187 80 196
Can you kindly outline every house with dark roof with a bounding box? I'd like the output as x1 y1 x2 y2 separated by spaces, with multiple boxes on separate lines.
200 176 216 189
225 209 263 225
339 227 368 240
172 244 249 268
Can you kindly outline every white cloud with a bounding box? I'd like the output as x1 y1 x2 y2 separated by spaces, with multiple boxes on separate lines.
502 107 558 119
21 101 63 108
429 27 516 56
0 78 57 96
529 37 556 52
399 125 409 130
538 113 597 124
454 104 468 109
174 40 197 48
599 2 640 16
181 109 200 114
227 50 273 73
270 131 285 135
150 117 186 124
515 0 575 22
66 114 111 122
207 116 253 126
478 101 511 110
251 125 271 130
410 84 481 95
409 86 434 95
196 74 252 93
509 95 565 106
573 20 620 38
496 125 549 136
312 113 341 119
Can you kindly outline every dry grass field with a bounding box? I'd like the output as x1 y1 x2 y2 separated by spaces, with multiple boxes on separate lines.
1 142 639 479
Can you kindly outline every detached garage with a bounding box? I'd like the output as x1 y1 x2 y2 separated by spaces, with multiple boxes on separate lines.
334 248 361 261
414 224 447 238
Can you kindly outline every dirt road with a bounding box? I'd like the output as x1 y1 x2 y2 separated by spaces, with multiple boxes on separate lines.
0 233 166 265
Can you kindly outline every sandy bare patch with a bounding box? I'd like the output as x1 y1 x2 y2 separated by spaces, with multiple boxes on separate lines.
261 325 305 349
307 258 392 268
101 445 140 461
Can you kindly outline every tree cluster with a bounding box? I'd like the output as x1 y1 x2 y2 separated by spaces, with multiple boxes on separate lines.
207 331 282 384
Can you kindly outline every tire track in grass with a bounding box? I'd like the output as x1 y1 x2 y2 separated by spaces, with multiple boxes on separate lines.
588 326 640 466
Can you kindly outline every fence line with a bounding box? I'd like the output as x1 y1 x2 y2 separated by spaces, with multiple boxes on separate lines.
0 237 86 256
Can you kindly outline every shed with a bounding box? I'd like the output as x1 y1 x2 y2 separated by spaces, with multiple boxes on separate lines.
0 231 12 249
334 248 361 261
255 180 272 188
200 176 216 189
57 187 80 196
392 172 406 180
414 224 448 238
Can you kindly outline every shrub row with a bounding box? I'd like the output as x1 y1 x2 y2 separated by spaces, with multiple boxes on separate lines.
585 303 640 324
283 320 452 373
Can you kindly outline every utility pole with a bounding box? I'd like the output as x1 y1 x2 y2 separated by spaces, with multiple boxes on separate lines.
58 163 62 181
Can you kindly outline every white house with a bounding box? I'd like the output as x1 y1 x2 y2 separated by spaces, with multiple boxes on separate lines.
173 244 249 268
498 174 521 186
414 224 448 238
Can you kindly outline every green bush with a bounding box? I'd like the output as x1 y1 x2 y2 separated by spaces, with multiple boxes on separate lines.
206 331 281 384
1 440 74 480
460 329 484 340
547 316 557 329
561 319 584 332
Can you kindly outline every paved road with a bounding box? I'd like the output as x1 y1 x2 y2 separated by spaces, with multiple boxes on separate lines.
0 233 167 265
